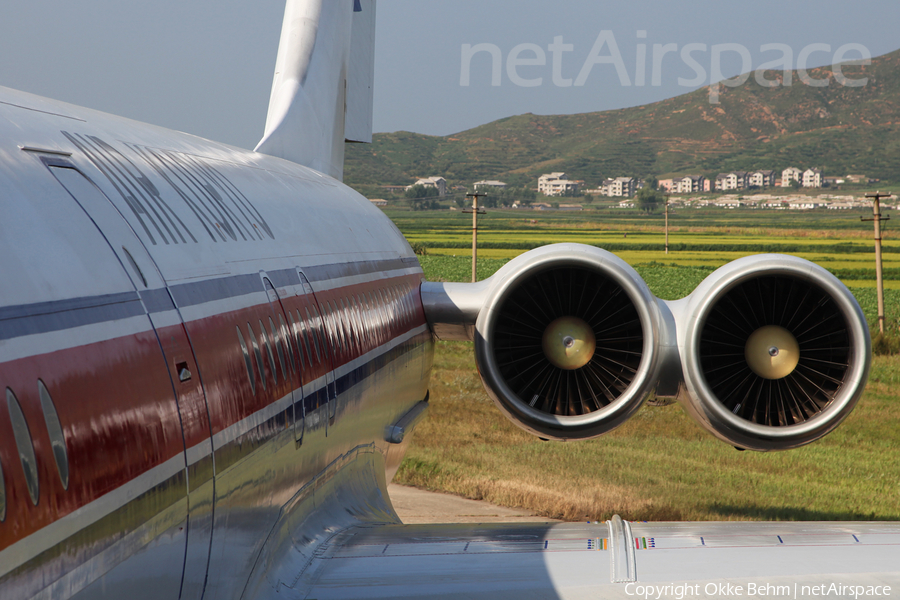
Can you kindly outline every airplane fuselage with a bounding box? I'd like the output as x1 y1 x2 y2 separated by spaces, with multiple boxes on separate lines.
0 85 432 600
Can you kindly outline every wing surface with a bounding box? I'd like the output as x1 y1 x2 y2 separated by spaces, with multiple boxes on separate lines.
296 519 900 599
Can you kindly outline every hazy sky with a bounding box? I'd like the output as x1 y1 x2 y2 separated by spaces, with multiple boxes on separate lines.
0 1 897 150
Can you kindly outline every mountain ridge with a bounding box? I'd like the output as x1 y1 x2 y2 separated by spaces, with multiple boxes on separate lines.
345 48 900 193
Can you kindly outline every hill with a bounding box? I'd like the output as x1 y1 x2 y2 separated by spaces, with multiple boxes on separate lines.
345 48 900 194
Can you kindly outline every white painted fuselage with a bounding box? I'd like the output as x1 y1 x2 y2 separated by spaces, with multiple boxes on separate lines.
0 84 432 600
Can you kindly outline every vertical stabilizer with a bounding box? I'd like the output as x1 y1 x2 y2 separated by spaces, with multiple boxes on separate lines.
255 0 376 180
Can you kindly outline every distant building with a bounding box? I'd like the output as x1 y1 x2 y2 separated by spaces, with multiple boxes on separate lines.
802 168 823 188
606 177 637 197
558 204 584 211
658 179 674 193
716 198 745 209
407 176 447 196
762 200 789 209
538 173 579 196
473 180 508 192
369 199 388 207
715 172 748 191
789 200 825 210
782 167 802 187
673 175 707 194
748 170 776 188
714 174 728 192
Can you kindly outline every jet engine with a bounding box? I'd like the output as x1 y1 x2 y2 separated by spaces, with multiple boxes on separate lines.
422 244 662 440
421 246 872 450
674 255 871 451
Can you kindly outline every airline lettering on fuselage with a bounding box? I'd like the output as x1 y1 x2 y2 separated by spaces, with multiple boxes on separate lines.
61 131 275 245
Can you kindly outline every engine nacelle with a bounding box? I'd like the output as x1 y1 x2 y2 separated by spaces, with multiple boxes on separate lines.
423 244 662 440
421 246 872 450
672 254 871 451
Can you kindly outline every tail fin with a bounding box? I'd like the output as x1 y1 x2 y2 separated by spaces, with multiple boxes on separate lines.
255 0 376 180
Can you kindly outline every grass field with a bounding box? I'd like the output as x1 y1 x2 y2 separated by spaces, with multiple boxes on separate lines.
391 208 900 522
398 342 900 522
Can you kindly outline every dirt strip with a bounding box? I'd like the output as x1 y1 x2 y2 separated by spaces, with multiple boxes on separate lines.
387 484 562 524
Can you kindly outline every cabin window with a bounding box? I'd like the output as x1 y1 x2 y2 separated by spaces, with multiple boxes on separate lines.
38 381 69 490
328 301 345 357
388 287 400 325
291 311 309 370
365 292 380 344
321 303 334 357
354 295 369 350
396 286 406 324
313 304 332 361
281 313 297 374
237 326 256 394
298 308 315 367
247 323 266 391
402 285 412 323
270 316 288 379
336 299 350 355
396 286 406 325
356 294 370 349
259 319 278 385
306 307 323 364
341 298 357 354
7 389 39 506
405 284 415 320
376 289 389 330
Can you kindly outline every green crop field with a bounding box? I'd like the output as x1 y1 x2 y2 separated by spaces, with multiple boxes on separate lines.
390 208 900 522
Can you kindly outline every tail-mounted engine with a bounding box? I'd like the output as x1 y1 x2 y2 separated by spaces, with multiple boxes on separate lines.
675 255 871 451
421 246 871 450
423 245 661 440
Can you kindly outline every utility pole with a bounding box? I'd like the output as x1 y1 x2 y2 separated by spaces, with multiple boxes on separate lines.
463 192 487 283
665 194 670 255
862 191 891 334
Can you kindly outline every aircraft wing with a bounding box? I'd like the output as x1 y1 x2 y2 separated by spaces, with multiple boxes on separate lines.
297 518 900 599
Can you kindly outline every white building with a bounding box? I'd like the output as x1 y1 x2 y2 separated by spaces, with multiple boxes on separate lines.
802 168 823 188
788 200 825 210
716 198 745 209
748 170 776 188
473 180 508 192
673 175 707 194
407 176 447 196
715 172 749 191
538 173 579 196
606 177 637 197
782 167 802 187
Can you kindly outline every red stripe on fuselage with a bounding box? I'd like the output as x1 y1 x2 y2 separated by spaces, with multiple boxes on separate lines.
0 328 184 551
0 271 427 554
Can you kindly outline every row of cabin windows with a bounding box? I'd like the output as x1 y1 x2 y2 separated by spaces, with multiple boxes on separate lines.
0 283 420 522
236 283 417 394
1 382 69 522
323 283 416 364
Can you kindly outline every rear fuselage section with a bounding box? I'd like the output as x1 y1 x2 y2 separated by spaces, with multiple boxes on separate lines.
0 86 432 600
